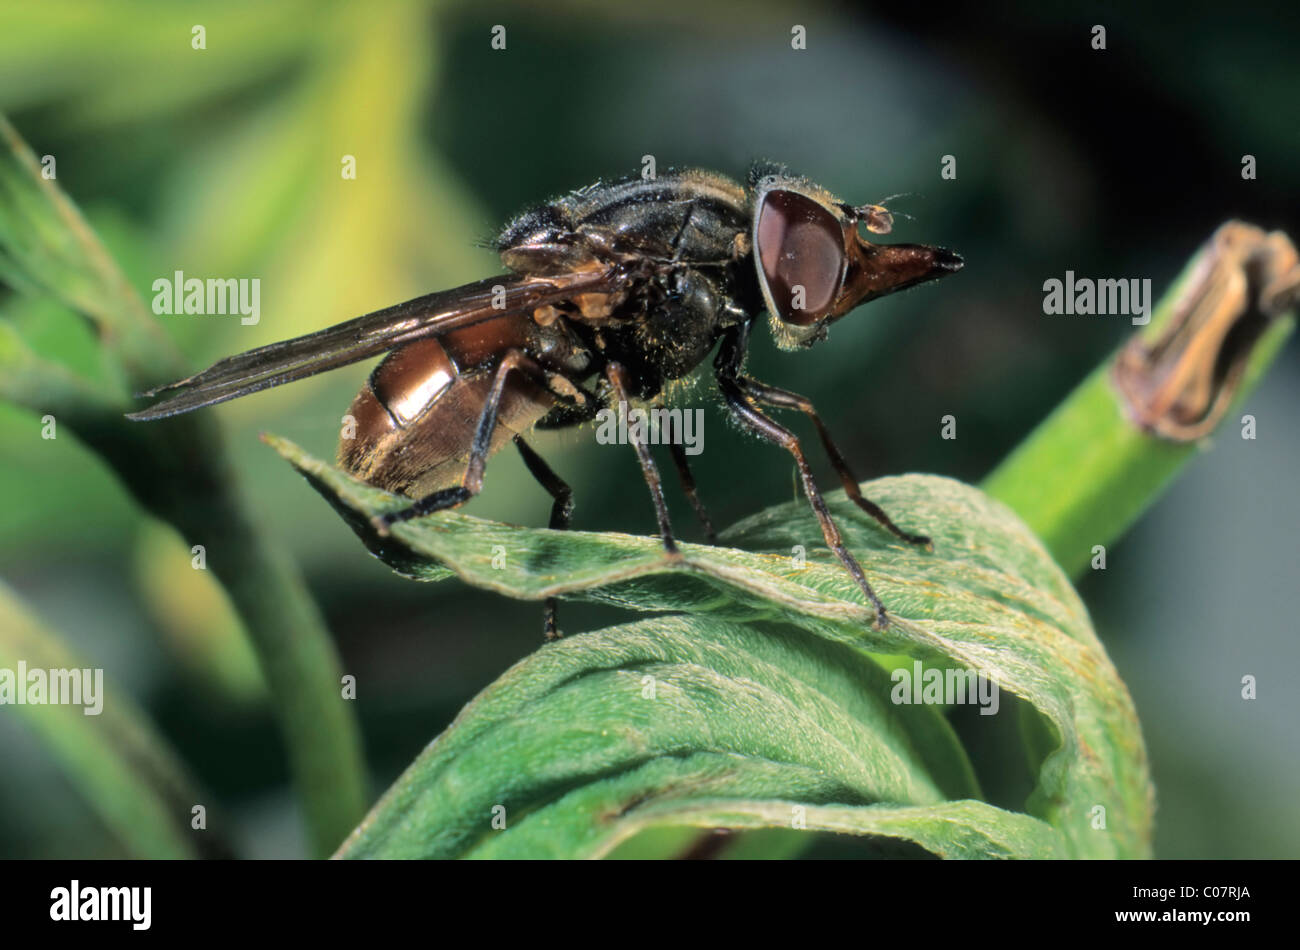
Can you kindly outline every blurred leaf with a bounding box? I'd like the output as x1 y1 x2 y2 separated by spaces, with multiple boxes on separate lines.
0 582 223 858
0 1 325 123
268 436 1152 859
0 112 366 856
150 0 490 428
0 112 175 388
131 522 267 706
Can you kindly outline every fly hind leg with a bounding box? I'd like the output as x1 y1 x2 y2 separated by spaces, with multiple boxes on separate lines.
372 351 586 641
373 349 546 532
514 435 573 640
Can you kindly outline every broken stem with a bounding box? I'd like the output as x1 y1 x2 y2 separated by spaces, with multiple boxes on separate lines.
983 221 1297 578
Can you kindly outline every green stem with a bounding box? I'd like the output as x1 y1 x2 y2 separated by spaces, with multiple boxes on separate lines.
983 248 1294 578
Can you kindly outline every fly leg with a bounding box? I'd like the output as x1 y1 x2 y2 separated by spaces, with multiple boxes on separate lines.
374 349 548 530
718 378 891 627
667 431 717 544
605 361 680 556
514 435 573 640
713 324 891 628
373 351 586 640
734 377 930 548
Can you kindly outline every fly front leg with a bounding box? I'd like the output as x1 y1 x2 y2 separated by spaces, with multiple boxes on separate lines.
717 377 891 628
735 377 930 548
712 323 891 627
605 361 680 556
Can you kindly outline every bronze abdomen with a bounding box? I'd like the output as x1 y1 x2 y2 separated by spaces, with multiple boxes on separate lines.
338 313 554 498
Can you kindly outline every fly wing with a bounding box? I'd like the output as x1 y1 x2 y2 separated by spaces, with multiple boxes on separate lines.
127 269 622 421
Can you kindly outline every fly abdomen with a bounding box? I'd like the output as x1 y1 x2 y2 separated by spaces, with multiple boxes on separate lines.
339 320 554 498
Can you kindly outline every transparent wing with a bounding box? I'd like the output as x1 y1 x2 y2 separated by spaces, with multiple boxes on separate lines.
127 269 621 420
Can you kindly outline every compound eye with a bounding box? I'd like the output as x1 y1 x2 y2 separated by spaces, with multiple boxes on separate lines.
755 190 846 326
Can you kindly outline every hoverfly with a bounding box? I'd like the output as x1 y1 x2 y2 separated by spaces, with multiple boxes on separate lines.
130 163 962 635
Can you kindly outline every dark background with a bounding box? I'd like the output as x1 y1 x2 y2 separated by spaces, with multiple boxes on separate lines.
0 0 1296 857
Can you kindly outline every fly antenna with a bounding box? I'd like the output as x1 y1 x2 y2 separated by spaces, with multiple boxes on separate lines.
854 193 921 234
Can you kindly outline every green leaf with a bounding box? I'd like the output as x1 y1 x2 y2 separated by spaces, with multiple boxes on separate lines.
590 799 1067 860
268 436 1152 859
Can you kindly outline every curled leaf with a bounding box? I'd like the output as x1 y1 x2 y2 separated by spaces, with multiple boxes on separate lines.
267 435 1152 859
